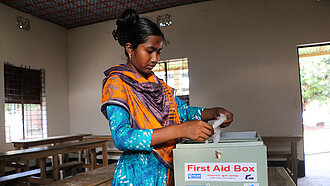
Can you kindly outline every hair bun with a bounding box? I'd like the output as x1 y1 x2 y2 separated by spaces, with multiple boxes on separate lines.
116 9 139 29
113 9 139 46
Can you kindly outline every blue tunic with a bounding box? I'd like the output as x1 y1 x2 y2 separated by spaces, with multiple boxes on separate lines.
107 97 204 186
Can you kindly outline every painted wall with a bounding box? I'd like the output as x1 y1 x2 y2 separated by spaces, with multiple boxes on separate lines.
0 4 70 152
68 0 330 160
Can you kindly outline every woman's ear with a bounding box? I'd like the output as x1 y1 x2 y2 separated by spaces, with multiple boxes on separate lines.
125 43 133 56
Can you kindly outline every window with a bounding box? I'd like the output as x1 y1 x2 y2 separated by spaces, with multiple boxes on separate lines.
4 63 47 142
153 58 190 104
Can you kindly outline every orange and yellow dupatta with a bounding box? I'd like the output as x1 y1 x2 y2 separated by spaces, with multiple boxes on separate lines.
101 64 181 184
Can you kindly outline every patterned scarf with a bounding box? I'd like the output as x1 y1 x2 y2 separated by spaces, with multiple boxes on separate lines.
101 64 181 171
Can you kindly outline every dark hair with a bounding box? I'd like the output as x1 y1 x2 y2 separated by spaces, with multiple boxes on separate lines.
112 9 164 57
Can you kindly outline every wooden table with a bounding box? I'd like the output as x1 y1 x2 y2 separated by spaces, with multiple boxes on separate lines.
268 167 296 186
12 134 92 150
0 140 108 184
84 135 123 159
262 136 303 184
84 135 113 142
48 163 116 186
50 165 295 186
11 134 92 178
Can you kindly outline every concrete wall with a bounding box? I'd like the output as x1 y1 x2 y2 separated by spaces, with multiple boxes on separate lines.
0 4 70 152
68 0 330 160
0 0 329 158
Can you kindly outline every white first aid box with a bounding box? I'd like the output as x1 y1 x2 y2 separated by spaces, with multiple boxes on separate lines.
173 131 268 186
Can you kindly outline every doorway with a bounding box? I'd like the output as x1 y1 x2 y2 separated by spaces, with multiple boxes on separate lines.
298 44 330 185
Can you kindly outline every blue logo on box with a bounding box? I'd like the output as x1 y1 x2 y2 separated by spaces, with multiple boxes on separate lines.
245 174 254 180
188 173 201 179
244 184 259 186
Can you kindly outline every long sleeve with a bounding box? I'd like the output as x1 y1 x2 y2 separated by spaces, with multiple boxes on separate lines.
107 105 153 151
175 96 204 122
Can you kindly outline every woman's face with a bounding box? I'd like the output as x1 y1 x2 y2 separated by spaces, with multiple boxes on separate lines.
126 35 163 79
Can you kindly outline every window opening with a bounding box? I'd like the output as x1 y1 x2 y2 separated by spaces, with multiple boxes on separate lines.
153 58 190 104
4 63 47 142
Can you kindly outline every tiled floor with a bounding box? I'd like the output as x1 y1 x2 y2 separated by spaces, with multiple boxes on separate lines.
299 102 330 186
297 151 330 185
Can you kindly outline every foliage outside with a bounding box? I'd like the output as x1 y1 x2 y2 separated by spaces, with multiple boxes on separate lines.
299 55 330 110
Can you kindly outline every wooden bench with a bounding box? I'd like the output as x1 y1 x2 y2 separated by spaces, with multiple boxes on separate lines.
0 161 83 185
49 165 294 186
84 135 122 168
106 150 123 156
0 140 108 185
262 136 302 184
267 151 292 170
84 135 123 155
48 163 117 186
268 167 296 186
9 134 91 175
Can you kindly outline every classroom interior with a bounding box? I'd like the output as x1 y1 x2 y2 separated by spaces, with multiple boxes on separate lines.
0 0 329 185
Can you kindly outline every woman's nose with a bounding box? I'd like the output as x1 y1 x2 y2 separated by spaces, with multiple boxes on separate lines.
151 52 159 63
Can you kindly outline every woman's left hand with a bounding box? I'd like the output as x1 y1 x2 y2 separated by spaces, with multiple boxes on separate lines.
216 107 233 128
201 107 234 128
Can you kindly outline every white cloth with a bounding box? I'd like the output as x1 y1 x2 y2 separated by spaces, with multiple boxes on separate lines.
212 114 227 143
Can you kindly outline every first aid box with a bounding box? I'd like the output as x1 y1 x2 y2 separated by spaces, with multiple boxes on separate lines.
173 131 268 186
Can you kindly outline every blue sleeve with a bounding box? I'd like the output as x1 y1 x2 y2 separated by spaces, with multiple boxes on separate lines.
107 105 153 151
175 97 204 122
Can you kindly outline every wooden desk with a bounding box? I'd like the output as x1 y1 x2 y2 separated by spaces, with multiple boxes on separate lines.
262 136 303 184
0 140 108 184
268 167 296 186
49 163 116 186
50 166 294 186
12 134 92 149
84 135 123 159
11 134 92 178
84 135 113 142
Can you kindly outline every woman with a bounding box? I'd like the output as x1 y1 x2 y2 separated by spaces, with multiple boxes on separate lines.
101 9 233 186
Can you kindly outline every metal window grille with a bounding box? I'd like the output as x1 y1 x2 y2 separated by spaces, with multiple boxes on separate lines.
154 58 190 105
4 63 47 142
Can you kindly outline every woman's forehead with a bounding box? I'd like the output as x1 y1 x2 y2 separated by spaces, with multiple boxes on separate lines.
144 35 163 46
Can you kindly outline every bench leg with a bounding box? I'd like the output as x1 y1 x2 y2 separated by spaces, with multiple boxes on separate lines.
72 168 77 176
291 142 298 184
53 155 60 181
85 149 90 172
18 177 30 186
59 154 64 180
39 157 47 180
91 148 97 169
102 143 108 166
0 162 5 176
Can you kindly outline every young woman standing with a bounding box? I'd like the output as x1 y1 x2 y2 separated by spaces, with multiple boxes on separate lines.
101 9 233 186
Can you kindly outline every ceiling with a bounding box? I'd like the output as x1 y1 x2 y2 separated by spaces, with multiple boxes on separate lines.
0 0 209 29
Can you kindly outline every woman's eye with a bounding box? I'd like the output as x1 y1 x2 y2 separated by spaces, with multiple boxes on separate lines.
147 50 153 54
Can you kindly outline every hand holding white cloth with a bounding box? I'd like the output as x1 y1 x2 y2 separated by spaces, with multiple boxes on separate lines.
212 114 227 143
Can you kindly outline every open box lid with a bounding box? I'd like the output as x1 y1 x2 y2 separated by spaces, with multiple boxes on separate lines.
176 131 264 149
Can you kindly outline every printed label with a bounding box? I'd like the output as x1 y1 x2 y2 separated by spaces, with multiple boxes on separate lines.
185 162 258 182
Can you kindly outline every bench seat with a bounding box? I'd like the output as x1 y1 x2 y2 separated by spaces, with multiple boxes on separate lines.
0 161 83 184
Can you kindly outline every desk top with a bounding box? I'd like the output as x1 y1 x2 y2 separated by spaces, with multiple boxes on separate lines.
261 136 303 143
84 135 113 142
268 167 295 186
49 165 293 186
0 140 107 162
48 163 116 186
11 134 92 148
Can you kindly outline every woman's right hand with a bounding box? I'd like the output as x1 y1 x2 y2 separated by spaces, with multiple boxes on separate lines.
180 121 214 142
